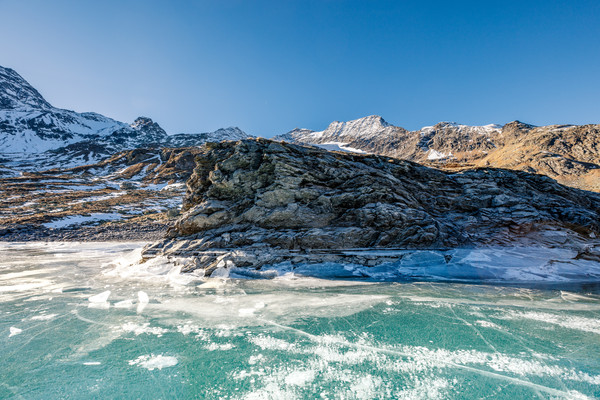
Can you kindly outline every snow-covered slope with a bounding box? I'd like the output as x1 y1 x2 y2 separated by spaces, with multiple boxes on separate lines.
274 115 505 160
0 65 251 170
277 115 400 144
168 127 248 147
0 66 129 153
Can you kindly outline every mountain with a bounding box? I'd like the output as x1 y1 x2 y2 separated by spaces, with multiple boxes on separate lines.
274 115 600 192
0 66 128 154
0 66 250 170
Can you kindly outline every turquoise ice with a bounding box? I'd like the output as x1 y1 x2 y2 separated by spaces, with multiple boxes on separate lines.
1 243 599 399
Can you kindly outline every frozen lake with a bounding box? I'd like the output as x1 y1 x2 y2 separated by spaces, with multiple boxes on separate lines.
1 242 600 399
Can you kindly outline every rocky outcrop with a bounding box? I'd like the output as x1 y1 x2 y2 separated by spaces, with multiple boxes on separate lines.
47 146 205 183
142 138 600 275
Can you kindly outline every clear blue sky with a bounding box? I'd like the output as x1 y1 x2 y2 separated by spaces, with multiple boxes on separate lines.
1 0 598 136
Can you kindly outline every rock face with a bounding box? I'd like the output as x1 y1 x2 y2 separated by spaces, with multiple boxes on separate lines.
274 116 600 192
143 138 600 275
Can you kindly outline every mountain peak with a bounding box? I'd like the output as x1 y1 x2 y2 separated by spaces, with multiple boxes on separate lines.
0 65 51 110
131 116 156 129
328 115 391 129
505 120 536 129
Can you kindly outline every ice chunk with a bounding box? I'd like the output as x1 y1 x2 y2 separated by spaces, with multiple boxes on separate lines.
9 327 22 337
211 267 230 278
137 291 149 313
137 291 149 304
88 290 111 308
31 313 57 321
114 299 134 309
89 290 111 303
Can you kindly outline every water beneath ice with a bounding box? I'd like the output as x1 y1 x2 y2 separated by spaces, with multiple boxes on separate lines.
1 242 600 399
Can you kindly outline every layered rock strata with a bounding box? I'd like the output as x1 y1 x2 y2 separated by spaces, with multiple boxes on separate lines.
142 139 600 275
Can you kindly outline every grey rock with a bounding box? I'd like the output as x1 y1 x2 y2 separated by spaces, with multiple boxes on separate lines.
143 139 600 275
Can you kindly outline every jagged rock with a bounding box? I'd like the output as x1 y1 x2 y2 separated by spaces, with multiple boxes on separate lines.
143 138 600 275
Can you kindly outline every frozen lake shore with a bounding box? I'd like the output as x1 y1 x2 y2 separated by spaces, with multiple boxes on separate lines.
2 242 600 399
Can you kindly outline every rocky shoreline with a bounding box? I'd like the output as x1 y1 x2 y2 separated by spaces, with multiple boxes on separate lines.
140 139 600 276
2 138 600 280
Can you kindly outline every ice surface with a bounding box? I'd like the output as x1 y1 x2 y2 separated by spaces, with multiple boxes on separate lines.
243 247 600 284
1 242 600 399
128 354 178 370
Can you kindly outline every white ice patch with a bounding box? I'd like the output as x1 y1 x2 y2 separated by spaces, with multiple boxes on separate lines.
501 311 600 335
176 323 210 340
102 249 200 287
137 290 150 313
31 313 58 321
121 322 168 337
9 327 22 337
475 320 501 329
243 329 600 398
68 192 124 205
204 342 235 351
160 182 185 191
114 299 134 308
128 354 178 370
285 369 315 386
239 301 266 317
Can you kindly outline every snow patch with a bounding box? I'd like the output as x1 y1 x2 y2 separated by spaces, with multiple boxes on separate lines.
427 149 452 160
43 213 123 229
315 142 367 154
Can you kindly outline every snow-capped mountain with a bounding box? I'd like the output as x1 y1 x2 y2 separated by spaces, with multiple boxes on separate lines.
274 115 600 192
0 66 128 154
0 65 250 170
274 115 506 160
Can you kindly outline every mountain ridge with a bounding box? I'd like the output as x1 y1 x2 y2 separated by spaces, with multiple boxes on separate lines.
2 65 598 193
274 115 600 192
0 65 251 169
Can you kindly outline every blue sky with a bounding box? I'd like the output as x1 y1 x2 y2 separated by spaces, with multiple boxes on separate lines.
1 0 598 136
